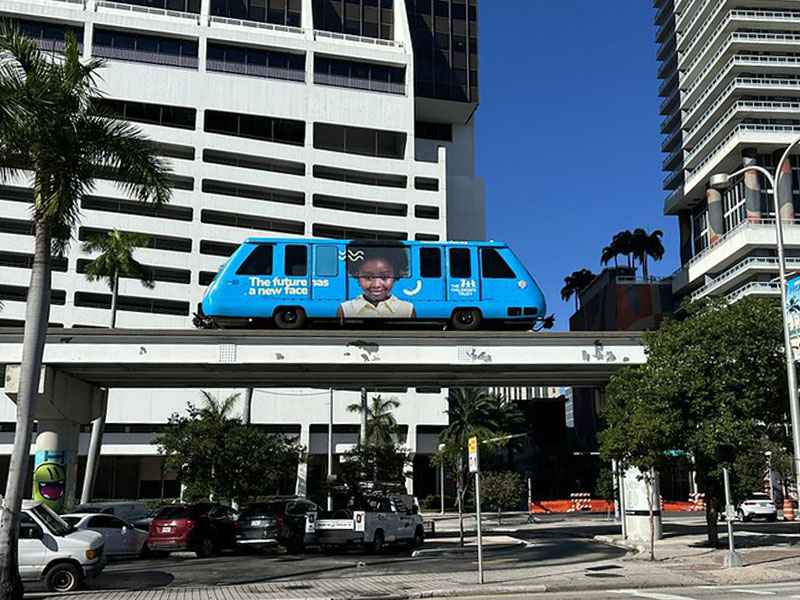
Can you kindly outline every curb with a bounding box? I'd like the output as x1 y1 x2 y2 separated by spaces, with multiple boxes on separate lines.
593 534 645 554
332 584 548 600
411 541 526 558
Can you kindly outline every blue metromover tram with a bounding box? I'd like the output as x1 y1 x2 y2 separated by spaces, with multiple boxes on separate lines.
199 238 546 330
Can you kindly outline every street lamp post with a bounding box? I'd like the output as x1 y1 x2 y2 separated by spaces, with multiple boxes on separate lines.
710 135 800 513
766 451 774 501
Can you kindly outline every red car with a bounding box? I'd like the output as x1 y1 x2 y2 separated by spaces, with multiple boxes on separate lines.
147 502 238 557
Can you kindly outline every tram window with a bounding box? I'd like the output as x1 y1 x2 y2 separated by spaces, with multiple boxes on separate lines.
285 245 307 276
236 244 273 275
420 247 441 278
315 245 338 277
450 248 471 278
481 248 516 279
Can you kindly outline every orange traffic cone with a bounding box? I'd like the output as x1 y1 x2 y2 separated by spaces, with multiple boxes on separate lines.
784 499 795 521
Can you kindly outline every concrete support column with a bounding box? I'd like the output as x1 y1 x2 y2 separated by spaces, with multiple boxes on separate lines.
4 366 106 513
80 394 108 504
678 210 693 264
295 425 311 497
743 149 761 222
622 467 663 543
405 424 417 496
706 188 724 245
774 150 796 222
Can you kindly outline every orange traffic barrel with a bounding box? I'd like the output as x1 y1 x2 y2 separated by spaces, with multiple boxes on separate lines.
784 499 795 521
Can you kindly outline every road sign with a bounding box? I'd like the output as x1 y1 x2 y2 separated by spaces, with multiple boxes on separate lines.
788 276 800 353
468 436 478 473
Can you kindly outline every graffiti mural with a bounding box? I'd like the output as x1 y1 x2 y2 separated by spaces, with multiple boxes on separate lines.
33 450 67 512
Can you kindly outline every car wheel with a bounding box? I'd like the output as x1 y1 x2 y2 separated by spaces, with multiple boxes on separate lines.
44 563 82 593
412 526 424 548
767 514 778 522
321 544 339 555
287 531 305 554
195 536 216 558
371 530 385 554
451 308 482 331
736 509 744 522
275 307 306 330
139 543 150 559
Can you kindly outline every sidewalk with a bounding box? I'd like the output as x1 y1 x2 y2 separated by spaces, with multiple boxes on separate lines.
35 515 800 600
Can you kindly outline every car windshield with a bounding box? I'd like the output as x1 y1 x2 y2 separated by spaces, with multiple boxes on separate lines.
31 504 71 536
749 493 771 500
154 506 192 519
74 506 102 514
241 503 282 518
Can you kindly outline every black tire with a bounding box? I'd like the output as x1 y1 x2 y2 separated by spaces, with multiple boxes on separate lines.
139 543 150 559
286 530 305 554
767 514 778 522
371 530 385 554
195 536 216 558
44 563 82 593
149 550 170 559
321 544 339 555
274 307 306 330
412 526 424 548
451 308 482 331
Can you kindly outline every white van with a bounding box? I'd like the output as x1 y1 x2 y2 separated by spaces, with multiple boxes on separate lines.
19 500 106 593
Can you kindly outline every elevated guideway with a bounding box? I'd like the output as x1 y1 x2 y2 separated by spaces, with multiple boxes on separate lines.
0 328 646 388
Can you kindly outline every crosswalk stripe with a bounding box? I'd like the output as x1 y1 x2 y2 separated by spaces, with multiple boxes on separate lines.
730 591 776 596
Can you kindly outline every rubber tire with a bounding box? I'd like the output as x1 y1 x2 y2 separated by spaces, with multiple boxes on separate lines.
371 530 385 554
286 530 305 554
195 536 216 558
412 526 424 548
322 544 339 555
44 563 82 593
451 308 482 331
275 307 307 330
149 550 170 559
767 514 778 522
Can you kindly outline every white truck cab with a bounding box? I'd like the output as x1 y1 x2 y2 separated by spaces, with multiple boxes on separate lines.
18 500 106 593
315 494 424 553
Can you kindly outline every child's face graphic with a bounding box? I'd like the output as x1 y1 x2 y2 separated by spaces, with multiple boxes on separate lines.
357 258 396 302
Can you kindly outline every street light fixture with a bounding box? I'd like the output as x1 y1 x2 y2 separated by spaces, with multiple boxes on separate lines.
710 135 800 513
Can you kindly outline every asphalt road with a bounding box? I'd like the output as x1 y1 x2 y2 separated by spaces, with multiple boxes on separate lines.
75 527 624 591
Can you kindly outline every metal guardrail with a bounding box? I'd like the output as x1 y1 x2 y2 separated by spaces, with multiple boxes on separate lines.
96 0 200 21
93 45 199 69
209 16 303 35
314 72 405 95
207 59 305 82
314 30 404 49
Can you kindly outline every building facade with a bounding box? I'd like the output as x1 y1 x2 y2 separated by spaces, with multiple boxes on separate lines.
656 0 800 303
0 0 484 501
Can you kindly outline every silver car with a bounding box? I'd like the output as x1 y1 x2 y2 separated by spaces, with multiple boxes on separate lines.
62 513 148 557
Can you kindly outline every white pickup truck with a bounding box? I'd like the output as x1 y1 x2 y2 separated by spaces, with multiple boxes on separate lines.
314 495 424 553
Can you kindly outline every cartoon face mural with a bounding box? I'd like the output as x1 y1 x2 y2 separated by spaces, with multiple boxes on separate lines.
33 461 67 512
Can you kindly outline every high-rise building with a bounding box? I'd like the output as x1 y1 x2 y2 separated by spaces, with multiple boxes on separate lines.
656 0 800 303
0 0 484 499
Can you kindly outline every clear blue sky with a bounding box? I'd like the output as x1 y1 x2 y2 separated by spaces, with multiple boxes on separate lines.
475 3 677 329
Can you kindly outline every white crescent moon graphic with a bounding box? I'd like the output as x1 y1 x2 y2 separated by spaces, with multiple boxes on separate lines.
403 280 422 296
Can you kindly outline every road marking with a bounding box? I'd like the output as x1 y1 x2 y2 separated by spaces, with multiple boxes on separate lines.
612 591 700 600
730 591 776 596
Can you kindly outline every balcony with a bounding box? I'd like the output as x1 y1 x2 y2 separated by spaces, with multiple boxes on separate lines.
313 30 404 50
209 16 304 35
690 256 800 300
662 147 683 171
96 0 200 22
726 281 780 302
93 45 198 69
663 166 684 190
207 59 305 82
314 72 405 95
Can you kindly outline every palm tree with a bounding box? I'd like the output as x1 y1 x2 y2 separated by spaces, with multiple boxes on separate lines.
612 230 634 268
198 390 239 424
788 296 800 334
631 228 665 279
0 27 170 597
82 230 154 328
560 269 596 310
347 395 401 447
600 244 618 268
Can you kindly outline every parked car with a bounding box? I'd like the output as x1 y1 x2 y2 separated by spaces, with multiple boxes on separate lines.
72 502 149 525
62 513 148 558
737 493 778 521
237 497 318 553
147 502 238 557
19 500 106 593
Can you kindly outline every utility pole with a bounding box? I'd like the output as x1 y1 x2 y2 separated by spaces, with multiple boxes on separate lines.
328 389 334 511
359 387 367 443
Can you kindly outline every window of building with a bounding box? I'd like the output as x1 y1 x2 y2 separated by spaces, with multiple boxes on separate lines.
92 29 199 69
414 177 440 192
315 245 339 277
198 271 218 285
481 248 516 279
313 123 406 159
0 251 67 272
723 179 746 233
0 285 65 305
79 227 191 253
420 247 441 278
10 19 83 52
312 165 406 188
111 0 201 12
202 180 305 205
203 149 305 175
211 0 302 26
312 223 406 240
204 110 305 145
314 56 405 94
82 196 193 221
414 205 439 219
285 245 307 276
692 204 709 255
236 244 274 276
95 99 196 130
76 259 190 284
415 233 440 241
0 218 35 236
155 143 196 160
313 194 407 216
312 0 393 40
0 186 33 203
74 292 190 316
449 247 470 277
201 209 304 234
207 43 305 81
200 240 238 257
